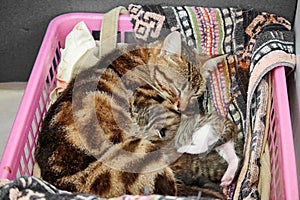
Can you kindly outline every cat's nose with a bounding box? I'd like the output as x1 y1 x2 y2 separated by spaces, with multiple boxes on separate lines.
176 100 188 112
173 101 180 112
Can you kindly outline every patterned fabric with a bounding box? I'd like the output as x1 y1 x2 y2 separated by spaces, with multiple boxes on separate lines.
0 176 101 199
128 4 295 200
235 15 295 200
0 176 217 200
128 4 244 55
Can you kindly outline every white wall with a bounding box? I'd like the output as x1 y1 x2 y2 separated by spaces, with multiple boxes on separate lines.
288 0 300 194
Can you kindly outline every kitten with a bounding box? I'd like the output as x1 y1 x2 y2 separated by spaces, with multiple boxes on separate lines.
137 104 241 191
174 114 240 188
34 31 234 199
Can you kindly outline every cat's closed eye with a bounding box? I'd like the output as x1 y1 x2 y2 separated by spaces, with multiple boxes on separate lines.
158 127 167 138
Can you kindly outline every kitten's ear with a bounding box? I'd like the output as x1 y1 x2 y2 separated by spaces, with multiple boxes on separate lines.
161 31 182 56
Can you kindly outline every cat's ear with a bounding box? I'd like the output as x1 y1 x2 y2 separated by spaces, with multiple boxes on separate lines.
161 31 182 56
201 54 228 76
202 54 227 72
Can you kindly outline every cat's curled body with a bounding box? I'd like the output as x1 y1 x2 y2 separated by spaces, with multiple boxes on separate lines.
35 32 241 199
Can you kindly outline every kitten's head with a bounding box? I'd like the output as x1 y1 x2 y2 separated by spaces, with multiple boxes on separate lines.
131 31 226 114
136 104 181 145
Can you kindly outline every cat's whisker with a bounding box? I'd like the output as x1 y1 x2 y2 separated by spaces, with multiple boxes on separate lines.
143 135 149 139
156 130 163 139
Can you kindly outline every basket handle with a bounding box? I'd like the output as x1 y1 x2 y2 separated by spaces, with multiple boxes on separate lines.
99 6 129 57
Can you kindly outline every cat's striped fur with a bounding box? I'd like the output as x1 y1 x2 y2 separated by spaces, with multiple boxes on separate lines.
35 32 240 199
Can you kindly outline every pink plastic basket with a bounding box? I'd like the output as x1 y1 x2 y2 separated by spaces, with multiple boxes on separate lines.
0 13 298 200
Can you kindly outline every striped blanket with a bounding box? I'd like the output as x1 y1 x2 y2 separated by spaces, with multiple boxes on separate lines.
128 4 295 199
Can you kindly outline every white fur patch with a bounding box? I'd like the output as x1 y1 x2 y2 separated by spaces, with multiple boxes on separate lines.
177 124 219 154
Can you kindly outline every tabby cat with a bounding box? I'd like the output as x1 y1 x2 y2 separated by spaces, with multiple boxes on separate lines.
34 32 241 199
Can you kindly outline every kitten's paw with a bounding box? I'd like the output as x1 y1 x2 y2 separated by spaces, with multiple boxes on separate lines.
216 141 239 187
220 171 234 187
220 159 238 187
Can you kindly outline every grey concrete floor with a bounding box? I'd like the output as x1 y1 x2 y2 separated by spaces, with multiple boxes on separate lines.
0 83 26 159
